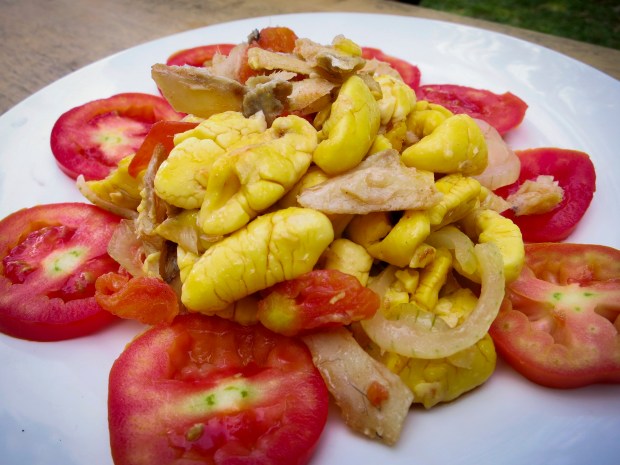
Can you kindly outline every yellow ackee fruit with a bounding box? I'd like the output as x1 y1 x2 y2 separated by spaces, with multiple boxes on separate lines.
313 75 381 175
182 207 334 313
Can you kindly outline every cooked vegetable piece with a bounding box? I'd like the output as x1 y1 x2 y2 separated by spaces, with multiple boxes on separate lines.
257 269 380 336
312 75 381 175
416 84 528 135
182 207 334 313
490 243 620 388
109 314 329 465
362 242 505 358
95 271 179 325
0 203 121 341
401 114 488 176
303 327 413 445
494 147 596 242
50 93 181 181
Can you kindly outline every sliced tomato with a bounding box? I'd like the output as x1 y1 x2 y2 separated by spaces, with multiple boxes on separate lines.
257 269 380 336
361 47 421 91
95 271 179 325
416 84 528 135
494 147 596 242
108 314 329 465
166 43 236 67
127 120 199 177
489 243 620 388
0 203 121 341
50 92 182 181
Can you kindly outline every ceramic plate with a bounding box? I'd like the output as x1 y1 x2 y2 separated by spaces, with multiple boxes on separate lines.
1 12 619 465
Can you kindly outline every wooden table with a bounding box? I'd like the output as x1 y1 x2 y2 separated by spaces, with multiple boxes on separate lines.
1 0 619 115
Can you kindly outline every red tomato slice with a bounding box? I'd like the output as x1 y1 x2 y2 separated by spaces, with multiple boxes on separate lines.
361 47 421 91
95 271 180 325
127 120 199 177
166 43 236 67
489 243 620 388
0 203 121 341
416 84 528 135
108 314 329 465
50 92 182 181
257 269 380 336
494 147 596 242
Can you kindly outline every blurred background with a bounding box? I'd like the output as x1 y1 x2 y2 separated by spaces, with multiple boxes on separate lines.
399 0 620 49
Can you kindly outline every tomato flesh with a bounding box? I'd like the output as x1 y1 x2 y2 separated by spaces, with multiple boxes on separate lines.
95 271 180 325
166 44 236 67
127 120 199 177
257 269 380 336
50 92 181 181
108 314 329 465
416 84 528 135
494 147 596 242
490 243 620 388
361 47 421 91
0 203 121 341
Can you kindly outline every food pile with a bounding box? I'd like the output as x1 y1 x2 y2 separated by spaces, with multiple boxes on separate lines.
0 26 618 465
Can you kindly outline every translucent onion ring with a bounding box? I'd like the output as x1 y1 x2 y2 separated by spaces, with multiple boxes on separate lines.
361 242 505 359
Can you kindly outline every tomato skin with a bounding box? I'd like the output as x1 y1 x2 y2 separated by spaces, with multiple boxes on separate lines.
50 93 182 181
361 47 421 91
257 269 380 336
127 120 199 177
166 43 236 67
0 203 121 341
95 271 180 325
494 148 596 242
416 84 528 135
108 314 328 465
489 243 620 388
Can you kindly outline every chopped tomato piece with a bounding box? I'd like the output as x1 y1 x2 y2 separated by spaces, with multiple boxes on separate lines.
0 203 121 341
108 314 329 465
490 243 620 388
416 84 528 135
495 147 596 242
253 26 299 53
166 43 236 67
361 47 421 91
257 269 380 336
50 92 182 181
127 120 199 177
95 271 179 325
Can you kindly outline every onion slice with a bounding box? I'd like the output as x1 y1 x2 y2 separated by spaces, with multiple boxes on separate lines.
471 119 520 190
361 242 505 358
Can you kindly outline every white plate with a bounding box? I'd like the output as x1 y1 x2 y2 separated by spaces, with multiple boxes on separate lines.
1 12 619 465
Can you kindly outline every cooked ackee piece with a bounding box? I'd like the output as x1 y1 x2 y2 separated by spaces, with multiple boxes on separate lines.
298 149 441 215
321 238 374 286
401 114 488 176
460 208 524 284
198 115 318 236
302 327 413 446
312 75 381 175
427 173 481 229
407 100 453 139
506 174 564 215
151 63 247 118
182 207 334 314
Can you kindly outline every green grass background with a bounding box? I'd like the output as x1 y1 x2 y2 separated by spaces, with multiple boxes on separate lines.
413 0 620 49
